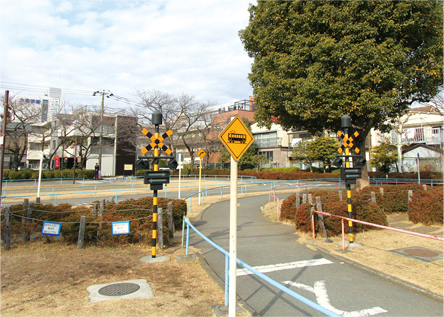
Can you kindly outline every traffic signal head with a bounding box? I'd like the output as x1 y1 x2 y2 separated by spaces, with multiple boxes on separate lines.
356 157 366 167
333 158 343 168
136 159 149 170
168 158 178 171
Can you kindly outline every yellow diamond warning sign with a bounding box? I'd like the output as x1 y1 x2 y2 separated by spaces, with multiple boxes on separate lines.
219 116 254 161
197 149 206 159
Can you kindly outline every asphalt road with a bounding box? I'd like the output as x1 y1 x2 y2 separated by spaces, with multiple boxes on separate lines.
1 178 338 207
188 193 443 317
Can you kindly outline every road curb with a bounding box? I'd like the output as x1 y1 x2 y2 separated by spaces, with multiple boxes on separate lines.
309 244 443 303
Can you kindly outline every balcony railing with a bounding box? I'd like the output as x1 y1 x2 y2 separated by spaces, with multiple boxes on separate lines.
392 127 443 145
255 137 282 148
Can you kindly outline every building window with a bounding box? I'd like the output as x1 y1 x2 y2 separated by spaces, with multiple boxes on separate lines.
259 151 273 161
42 99 49 122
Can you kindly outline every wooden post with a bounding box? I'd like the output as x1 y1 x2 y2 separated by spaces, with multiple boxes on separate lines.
77 216 86 249
4 206 11 250
36 197 40 204
23 198 29 211
408 190 413 202
167 202 174 239
295 192 300 210
24 202 34 242
158 208 164 249
338 191 343 201
371 192 376 203
379 187 384 196
423 184 427 191
100 199 105 216
308 194 313 204
93 203 98 217
302 194 307 204
109 196 114 203
316 197 328 239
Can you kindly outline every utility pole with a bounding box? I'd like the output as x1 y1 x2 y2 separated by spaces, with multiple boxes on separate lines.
93 90 113 179
0 90 10 210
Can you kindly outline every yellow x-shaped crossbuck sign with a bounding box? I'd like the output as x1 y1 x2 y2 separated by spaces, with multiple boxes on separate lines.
140 128 173 155
337 130 360 154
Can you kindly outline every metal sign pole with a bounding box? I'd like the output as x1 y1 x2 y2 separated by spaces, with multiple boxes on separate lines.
199 157 202 204
229 155 238 317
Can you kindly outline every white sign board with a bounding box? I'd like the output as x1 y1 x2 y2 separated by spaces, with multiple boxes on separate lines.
112 221 130 235
41 222 62 236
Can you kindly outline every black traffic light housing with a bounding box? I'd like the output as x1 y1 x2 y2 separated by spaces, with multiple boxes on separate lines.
136 159 149 170
168 158 178 171
333 158 343 168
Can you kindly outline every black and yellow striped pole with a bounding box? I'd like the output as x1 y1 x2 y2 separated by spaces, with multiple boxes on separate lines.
151 110 162 258
342 115 353 244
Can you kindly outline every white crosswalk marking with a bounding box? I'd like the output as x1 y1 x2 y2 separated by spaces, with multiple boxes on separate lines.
236 258 333 276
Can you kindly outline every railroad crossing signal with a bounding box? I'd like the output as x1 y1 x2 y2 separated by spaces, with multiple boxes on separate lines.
219 116 254 161
140 128 173 155
197 149 206 159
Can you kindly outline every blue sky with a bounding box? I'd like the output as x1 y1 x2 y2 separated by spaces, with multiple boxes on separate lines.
0 0 255 109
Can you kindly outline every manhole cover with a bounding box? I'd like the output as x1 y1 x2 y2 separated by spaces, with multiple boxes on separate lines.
389 246 443 263
98 283 140 296
403 248 439 257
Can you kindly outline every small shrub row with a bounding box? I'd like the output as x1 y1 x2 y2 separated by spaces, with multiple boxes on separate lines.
4 169 95 180
281 185 443 236
369 171 443 180
293 196 387 237
1 196 186 247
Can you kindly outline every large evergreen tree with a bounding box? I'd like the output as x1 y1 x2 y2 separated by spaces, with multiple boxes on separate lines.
239 0 443 154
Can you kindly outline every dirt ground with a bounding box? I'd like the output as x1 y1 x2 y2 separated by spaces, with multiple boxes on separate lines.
1 241 225 317
263 201 444 297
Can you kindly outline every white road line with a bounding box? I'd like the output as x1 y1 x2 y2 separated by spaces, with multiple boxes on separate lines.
236 258 333 276
284 280 388 317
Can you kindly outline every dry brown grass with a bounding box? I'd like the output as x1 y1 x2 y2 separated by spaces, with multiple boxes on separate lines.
263 202 444 296
1 241 225 317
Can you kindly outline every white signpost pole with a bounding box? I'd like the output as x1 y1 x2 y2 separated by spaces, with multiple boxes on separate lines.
178 159 182 199
229 155 238 317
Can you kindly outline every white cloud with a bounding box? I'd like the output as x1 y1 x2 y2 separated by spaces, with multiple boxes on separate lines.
1 0 255 108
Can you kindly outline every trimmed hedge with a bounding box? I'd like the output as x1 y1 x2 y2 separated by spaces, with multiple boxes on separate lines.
4 169 95 180
408 187 443 225
283 184 443 236
358 184 423 214
292 193 387 237
1 196 187 247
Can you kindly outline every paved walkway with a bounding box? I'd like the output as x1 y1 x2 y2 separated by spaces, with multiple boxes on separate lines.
189 193 443 316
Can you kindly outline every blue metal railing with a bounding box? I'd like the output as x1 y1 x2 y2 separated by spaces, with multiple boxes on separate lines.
184 217 340 317
370 178 443 186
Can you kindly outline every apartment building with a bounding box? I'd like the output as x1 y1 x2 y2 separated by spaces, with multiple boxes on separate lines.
27 110 137 177
370 105 443 172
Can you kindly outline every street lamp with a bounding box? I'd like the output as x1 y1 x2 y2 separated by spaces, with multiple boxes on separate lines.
93 90 113 178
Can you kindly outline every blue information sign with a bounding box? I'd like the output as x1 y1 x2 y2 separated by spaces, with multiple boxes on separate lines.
41 222 62 236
